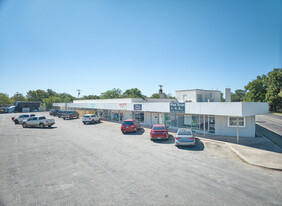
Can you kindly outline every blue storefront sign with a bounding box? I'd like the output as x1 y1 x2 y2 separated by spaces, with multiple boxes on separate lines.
170 102 185 113
134 104 142 111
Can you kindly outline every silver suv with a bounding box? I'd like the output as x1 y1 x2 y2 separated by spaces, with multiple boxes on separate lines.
82 114 101 124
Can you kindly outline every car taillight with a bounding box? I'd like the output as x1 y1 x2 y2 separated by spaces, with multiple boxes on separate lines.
88 118 91 120
130 126 135 128
189 137 195 140
175 137 180 140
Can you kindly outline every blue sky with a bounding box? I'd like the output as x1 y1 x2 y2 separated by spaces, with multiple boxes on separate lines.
0 0 281 98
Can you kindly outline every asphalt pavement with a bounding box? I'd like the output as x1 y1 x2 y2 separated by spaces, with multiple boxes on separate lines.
256 113 282 148
0 112 282 206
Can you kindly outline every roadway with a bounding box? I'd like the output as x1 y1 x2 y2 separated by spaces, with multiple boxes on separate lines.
256 113 282 148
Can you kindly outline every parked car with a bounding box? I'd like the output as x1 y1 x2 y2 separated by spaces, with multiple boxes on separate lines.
121 119 141 133
61 111 79 120
22 116 55 128
12 114 36 124
57 110 65 118
49 109 60 116
175 128 196 146
0 107 7 113
82 114 101 124
150 124 168 140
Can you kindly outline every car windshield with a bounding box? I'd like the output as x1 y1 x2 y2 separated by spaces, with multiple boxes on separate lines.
153 126 165 130
122 121 133 125
178 130 192 135
84 115 90 118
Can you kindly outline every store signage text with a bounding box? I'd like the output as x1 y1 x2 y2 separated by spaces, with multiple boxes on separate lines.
119 103 127 109
134 104 142 111
170 102 185 113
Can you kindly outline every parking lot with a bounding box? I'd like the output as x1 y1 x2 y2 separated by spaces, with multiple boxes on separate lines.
0 112 282 206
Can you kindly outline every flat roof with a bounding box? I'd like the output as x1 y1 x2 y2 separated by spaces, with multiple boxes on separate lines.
175 89 220 92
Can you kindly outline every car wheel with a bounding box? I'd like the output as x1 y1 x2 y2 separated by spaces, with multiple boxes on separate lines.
91 120 95 124
63 118 65 120
83 122 86 125
22 123 26 128
14 120 19 124
48 125 52 128
40 123 44 128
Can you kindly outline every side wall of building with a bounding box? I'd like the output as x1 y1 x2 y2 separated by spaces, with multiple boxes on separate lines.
215 116 255 137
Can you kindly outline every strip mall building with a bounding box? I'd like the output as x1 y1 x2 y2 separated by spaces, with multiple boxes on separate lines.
53 89 268 137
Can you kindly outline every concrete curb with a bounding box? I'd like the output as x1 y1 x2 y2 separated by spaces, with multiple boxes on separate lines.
196 136 282 171
226 144 282 171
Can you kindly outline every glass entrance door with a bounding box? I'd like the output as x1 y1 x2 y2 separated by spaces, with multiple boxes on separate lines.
208 116 215 134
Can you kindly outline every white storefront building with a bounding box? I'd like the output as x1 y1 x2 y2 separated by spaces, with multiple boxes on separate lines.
53 89 268 138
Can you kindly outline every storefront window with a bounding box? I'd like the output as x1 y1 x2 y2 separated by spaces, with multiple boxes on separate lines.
112 112 119 121
228 117 245 127
134 112 144 123
177 114 191 128
166 113 177 127
192 116 199 130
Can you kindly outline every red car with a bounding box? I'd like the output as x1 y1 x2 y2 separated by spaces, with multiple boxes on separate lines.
150 124 169 140
121 119 141 133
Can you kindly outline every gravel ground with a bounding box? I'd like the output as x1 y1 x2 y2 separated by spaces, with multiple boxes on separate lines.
0 112 282 206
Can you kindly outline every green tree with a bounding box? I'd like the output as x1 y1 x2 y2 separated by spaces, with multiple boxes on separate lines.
56 93 76 103
46 89 57 97
43 96 62 110
244 75 267 102
26 90 48 103
122 88 146 98
10 93 26 103
150 93 160 98
80 95 100 99
0 93 12 106
150 93 174 99
231 89 246 102
100 88 122 99
265 68 282 112
279 89 282 98
220 92 225 102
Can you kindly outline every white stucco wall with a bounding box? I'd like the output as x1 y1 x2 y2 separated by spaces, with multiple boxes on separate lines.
215 116 255 137
175 90 196 102
175 90 221 102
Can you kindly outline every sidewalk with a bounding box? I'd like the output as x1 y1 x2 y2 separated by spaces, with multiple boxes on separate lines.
194 133 282 171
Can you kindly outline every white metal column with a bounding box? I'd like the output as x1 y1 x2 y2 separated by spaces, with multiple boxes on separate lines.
204 115 206 136
237 116 239 144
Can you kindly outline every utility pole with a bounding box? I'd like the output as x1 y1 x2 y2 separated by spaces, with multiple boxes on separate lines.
16 92 19 101
76 89 81 98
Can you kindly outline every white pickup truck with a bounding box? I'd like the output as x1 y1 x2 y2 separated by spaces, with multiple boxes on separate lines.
12 114 36 124
22 116 55 128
